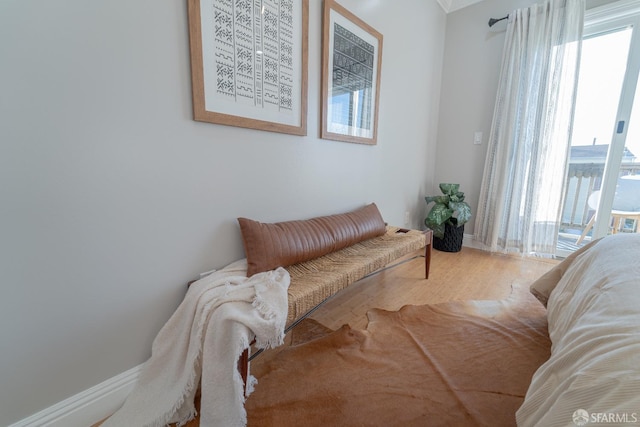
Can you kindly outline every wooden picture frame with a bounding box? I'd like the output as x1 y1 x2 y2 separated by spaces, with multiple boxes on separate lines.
187 0 309 136
321 0 383 145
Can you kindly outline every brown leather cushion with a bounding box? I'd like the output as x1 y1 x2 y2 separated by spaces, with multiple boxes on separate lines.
238 203 387 276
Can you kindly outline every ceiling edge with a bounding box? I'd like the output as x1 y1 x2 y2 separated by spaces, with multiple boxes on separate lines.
437 0 453 13
447 0 488 13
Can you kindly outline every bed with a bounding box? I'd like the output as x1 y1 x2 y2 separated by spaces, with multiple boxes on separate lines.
518 233 640 426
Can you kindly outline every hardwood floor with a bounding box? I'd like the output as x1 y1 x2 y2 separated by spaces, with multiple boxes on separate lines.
93 247 557 427
307 247 557 331
251 246 557 378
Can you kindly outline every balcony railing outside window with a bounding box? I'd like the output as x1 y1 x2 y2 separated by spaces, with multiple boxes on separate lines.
561 161 640 238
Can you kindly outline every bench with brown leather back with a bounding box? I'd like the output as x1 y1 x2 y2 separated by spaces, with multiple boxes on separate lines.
236 203 432 388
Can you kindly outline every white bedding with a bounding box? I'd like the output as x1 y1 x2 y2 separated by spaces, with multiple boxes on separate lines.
517 233 640 427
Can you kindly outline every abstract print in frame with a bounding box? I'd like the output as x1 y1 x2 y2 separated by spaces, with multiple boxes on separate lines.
187 0 309 135
321 0 383 145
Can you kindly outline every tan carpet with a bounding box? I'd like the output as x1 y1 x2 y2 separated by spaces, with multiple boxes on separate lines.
246 286 551 427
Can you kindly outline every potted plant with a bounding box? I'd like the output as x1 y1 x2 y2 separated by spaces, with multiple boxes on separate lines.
424 183 472 252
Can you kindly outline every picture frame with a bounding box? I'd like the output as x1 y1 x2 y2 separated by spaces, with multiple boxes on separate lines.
187 0 309 136
321 0 383 145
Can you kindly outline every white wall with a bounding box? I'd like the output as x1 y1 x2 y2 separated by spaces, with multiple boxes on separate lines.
0 0 445 424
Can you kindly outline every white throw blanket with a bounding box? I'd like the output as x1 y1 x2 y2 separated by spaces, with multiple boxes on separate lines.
102 260 290 427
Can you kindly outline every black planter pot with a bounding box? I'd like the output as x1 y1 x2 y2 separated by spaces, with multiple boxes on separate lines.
433 221 464 252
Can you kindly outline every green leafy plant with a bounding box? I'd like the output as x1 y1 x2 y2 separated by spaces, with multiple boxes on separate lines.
424 183 472 239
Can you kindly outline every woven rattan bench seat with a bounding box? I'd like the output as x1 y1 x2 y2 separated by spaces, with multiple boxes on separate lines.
284 226 427 326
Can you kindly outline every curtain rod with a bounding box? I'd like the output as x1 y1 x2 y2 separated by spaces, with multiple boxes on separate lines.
488 15 508 27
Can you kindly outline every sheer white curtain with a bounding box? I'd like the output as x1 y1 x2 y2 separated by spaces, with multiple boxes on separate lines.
474 0 584 256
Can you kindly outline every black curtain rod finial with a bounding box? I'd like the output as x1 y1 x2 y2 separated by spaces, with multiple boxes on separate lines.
488 15 508 27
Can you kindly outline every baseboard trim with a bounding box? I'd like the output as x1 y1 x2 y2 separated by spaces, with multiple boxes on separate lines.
9 364 141 427
462 233 484 250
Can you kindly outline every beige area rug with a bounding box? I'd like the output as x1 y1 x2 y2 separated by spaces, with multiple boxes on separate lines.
246 286 551 427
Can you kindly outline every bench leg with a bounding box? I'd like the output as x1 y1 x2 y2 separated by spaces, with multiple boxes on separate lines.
238 347 249 396
424 230 433 279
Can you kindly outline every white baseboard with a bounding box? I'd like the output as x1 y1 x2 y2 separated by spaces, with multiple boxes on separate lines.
9 364 141 427
462 233 484 250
